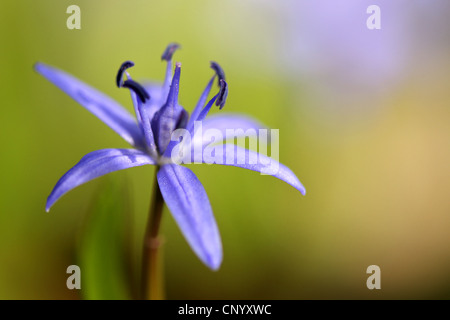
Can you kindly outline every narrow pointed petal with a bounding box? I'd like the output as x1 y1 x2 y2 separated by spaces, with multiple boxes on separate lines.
221 145 306 195
157 164 222 270
186 75 216 132
46 149 156 212
185 145 305 195
192 113 266 148
35 63 145 149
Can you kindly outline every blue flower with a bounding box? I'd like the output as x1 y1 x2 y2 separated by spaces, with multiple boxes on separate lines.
35 44 305 270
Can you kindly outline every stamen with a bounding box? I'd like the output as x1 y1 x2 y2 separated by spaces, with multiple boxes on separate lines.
210 61 226 84
116 61 135 87
165 62 181 107
161 43 180 61
215 79 228 109
122 79 150 103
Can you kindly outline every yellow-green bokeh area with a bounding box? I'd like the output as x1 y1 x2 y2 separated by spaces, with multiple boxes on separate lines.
1 0 449 299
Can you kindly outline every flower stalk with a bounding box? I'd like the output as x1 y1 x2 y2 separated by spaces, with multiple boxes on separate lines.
141 166 165 300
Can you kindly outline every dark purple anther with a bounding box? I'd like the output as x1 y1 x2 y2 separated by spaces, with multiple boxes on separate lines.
161 43 180 61
215 79 228 109
116 61 135 87
122 79 150 103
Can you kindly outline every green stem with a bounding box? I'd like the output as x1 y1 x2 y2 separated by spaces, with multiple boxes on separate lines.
141 166 165 300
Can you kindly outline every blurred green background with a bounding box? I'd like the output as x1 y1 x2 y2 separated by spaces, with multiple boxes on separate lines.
1 0 449 299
